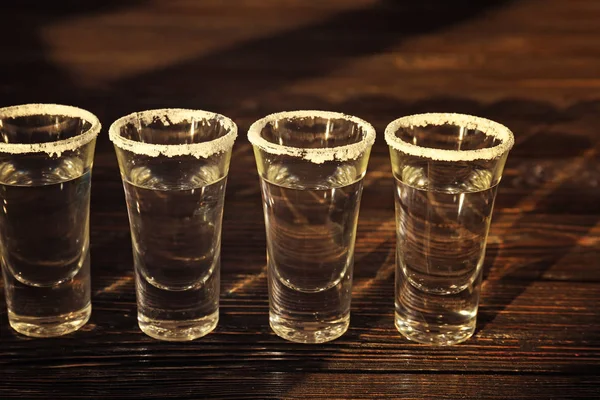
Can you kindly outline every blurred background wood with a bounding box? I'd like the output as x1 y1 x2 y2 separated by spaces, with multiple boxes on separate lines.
1 0 599 398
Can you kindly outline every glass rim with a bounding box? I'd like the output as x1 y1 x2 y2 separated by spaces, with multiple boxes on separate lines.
384 113 514 162
0 103 101 156
109 108 237 158
247 110 376 164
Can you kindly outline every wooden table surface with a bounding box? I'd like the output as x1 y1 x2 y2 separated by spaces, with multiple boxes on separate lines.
1 1 599 398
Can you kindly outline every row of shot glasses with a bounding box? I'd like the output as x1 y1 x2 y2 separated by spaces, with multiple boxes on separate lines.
0 104 513 345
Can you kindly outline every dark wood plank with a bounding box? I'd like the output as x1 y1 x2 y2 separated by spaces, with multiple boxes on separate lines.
1 372 599 399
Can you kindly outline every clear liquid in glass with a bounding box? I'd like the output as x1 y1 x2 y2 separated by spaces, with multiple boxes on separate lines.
261 165 362 343
394 166 496 345
123 165 224 341
0 158 91 337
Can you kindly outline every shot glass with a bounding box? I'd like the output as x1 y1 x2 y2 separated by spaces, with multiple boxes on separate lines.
109 109 237 341
0 104 100 337
248 111 375 343
385 113 514 345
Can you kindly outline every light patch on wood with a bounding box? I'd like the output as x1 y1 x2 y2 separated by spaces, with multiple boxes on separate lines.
95 275 134 296
226 266 267 295
39 0 377 86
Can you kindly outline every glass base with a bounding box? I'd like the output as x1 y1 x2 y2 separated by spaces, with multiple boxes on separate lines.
138 310 218 341
395 312 475 346
270 313 349 344
8 304 91 338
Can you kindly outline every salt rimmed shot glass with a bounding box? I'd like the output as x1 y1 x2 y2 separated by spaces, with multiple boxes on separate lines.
0 104 100 337
109 109 237 341
385 113 514 345
248 110 376 344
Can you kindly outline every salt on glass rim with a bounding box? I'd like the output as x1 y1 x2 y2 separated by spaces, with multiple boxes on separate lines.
0 103 101 157
247 110 376 164
384 113 514 162
109 108 237 158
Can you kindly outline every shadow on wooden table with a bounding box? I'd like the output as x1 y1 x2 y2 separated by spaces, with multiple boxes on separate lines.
477 100 600 334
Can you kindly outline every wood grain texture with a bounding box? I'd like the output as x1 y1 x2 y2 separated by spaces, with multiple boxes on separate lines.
1 0 599 398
